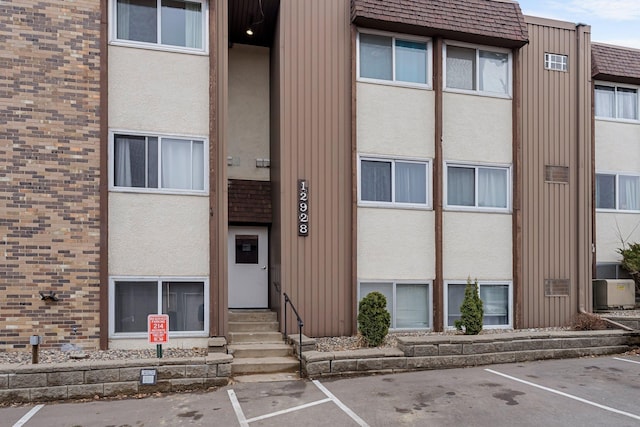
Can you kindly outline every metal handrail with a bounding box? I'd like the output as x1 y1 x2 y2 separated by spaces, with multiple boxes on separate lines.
283 292 304 377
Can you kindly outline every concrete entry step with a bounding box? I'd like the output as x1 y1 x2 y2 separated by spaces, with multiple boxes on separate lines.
229 309 278 323
229 321 280 333
228 343 293 358
231 356 300 375
229 331 284 344
232 372 300 383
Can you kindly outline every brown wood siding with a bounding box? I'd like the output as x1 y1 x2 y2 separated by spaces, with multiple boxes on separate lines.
272 0 353 337
211 0 229 337
519 18 592 327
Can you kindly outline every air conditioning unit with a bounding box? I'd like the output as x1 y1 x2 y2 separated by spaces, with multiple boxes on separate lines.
592 279 636 310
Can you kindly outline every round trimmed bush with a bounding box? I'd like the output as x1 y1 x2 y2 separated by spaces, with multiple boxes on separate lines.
358 291 391 347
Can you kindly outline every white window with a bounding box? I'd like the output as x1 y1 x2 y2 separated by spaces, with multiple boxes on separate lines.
544 53 568 72
596 172 640 211
359 282 431 329
358 31 431 86
112 0 207 52
109 278 208 337
359 156 430 207
444 43 511 96
445 163 510 211
111 132 207 193
595 83 639 120
445 281 512 329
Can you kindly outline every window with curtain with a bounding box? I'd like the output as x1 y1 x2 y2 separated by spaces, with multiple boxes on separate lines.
597 173 640 211
359 32 430 86
113 133 206 192
445 43 511 96
115 0 205 50
447 164 509 210
112 278 207 336
360 158 429 206
446 282 511 328
595 84 639 120
360 282 431 329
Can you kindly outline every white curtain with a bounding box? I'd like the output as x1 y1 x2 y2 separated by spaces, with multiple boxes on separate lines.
447 166 474 206
620 175 640 210
395 40 426 84
395 162 426 204
162 138 191 189
185 1 202 49
115 137 132 187
595 86 615 117
359 34 392 80
446 46 475 90
480 285 508 325
595 174 615 209
361 161 391 202
618 88 638 120
396 284 429 329
478 168 507 208
191 141 205 190
447 284 465 326
479 51 508 94
116 0 131 40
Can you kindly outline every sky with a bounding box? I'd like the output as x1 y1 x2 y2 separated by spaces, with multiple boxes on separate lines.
516 0 640 49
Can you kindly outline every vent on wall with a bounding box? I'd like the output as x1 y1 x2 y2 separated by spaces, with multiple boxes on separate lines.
545 165 569 184
545 279 570 296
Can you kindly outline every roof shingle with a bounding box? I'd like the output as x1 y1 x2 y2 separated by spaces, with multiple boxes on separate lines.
352 0 528 48
592 43 640 85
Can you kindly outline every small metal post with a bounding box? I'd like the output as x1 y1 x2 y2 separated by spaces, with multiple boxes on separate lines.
156 344 163 358
32 343 39 364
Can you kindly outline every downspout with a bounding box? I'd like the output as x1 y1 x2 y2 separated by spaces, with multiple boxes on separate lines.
574 24 633 332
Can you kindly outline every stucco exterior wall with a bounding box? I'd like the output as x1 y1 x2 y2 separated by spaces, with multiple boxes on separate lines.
358 208 435 280
228 44 270 181
357 82 435 158
595 119 640 263
109 193 209 276
443 92 512 163
108 46 209 135
443 212 512 280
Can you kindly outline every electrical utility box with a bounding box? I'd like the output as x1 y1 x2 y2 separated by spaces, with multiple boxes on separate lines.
592 279 636 310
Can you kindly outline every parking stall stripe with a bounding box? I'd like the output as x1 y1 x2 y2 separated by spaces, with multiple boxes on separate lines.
227 390 249 427
613 357 640 366
12 404 44 427
313 380 370 427
485 368 640 421
245 398 332 423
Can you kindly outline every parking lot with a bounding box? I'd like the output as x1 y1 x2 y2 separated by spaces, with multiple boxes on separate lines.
5 354 640 426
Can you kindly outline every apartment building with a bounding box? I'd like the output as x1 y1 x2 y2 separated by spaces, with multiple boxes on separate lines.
0 0 636 351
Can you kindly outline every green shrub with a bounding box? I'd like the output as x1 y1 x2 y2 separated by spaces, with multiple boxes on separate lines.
454 278 484 335
618 242 640 296
358 291 391 347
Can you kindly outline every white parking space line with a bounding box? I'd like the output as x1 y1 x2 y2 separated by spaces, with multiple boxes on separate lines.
246 398 332 423
12 404 45 427
313 380 370 427
227 390 249 427
613 357 640 365
486 368 640 422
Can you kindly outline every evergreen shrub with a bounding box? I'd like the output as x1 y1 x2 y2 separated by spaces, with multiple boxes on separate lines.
358 291 391 347
454 278 484 335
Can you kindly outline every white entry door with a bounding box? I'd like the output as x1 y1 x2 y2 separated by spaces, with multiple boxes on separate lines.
228 226 269 308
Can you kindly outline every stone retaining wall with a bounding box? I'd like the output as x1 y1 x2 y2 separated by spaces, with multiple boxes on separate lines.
0 354 232 404
302 330 640 377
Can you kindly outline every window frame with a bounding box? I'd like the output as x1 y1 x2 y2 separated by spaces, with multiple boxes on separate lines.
356 29 433 89
358 154 432 209
594 81 640 122
544 53 568 72
444 281 513 330
443 41 513 98
109 129 209 195
358 281 433 330
109 0 209 54
444 161 512 212
109 276 209 339
595 171 640 212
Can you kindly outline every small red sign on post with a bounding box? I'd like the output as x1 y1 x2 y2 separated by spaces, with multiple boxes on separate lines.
148 314 169 344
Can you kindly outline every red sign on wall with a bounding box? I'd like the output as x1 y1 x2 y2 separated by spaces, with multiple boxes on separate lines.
148 314 169 344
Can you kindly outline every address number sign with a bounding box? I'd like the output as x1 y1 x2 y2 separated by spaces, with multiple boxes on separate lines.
298 179 309 236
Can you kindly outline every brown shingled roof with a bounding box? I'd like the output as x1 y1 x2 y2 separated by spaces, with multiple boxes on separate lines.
592 43 640 85
352 0 528 48
228 179 272 224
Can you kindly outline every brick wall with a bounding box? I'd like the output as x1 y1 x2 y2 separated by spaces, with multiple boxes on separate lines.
0 1 102 350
